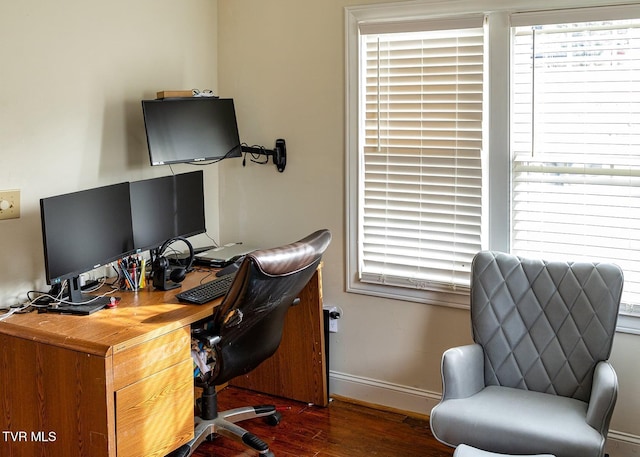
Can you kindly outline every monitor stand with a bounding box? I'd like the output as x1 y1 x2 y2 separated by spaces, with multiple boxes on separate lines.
47 275 111 315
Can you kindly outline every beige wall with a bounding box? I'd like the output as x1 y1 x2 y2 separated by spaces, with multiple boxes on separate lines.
0 0 637 450
0 0 221 303
216 0 473 399
217 0 640 445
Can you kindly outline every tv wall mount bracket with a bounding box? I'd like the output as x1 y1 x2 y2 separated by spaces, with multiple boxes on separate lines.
241 138 287 172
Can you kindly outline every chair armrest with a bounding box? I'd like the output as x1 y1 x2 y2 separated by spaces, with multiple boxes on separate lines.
441 343 485 400
586 361 618 435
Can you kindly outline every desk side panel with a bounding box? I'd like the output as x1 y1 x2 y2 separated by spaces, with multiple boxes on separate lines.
230 268 328 406
0 333 112 457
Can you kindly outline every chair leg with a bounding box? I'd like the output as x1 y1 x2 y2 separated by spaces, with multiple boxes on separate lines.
214 413 271 453
166 445 191 457
166 388 281 457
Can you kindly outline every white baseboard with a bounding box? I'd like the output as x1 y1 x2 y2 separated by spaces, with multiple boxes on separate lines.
606 430 640 457
328 371 640 457
328 370 441 416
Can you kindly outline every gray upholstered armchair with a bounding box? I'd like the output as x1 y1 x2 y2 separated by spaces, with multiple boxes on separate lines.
430 251 623 457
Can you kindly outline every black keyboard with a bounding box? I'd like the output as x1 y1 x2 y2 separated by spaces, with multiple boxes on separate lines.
176 274 235 305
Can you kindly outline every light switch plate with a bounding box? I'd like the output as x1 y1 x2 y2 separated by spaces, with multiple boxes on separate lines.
0 190 20 220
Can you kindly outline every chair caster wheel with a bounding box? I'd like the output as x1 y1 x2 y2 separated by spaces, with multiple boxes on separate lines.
265 411 282 426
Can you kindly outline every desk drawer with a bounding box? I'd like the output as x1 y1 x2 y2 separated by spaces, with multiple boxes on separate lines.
113 326 191 391
115 358 193 457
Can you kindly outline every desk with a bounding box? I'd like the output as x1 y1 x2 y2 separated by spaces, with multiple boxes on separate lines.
0 267 326 457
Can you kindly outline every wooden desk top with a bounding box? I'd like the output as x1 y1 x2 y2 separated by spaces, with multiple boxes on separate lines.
0 269 222 357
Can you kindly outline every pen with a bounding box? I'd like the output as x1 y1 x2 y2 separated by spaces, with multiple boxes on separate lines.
132 261 137 291
140 258 146 288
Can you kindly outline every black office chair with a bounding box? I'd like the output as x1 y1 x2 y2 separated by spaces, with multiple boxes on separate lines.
168 229 332 457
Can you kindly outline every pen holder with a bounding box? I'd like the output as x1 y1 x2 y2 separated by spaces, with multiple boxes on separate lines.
118 256 146 291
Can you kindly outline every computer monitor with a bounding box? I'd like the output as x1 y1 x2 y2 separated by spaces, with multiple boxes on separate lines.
130 175 177 252
141 98 242 166
40 182 135 308
175 170 206 238
129 171 206 252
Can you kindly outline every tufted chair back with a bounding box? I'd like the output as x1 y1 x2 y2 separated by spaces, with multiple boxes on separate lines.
471 251 623 402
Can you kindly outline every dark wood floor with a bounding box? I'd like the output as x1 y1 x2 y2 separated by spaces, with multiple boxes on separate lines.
192 386 455 457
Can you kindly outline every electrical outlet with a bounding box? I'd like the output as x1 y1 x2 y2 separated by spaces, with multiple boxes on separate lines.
0 190 20 220
324 305 341 333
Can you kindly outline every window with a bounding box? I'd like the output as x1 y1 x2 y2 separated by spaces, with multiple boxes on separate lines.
346 2 640 329
347 15 485 306
510 11 640 316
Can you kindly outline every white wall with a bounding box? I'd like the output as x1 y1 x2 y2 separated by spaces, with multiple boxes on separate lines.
0 0 221 305
1 0 638 452
217 0 472 401
217 0 640 452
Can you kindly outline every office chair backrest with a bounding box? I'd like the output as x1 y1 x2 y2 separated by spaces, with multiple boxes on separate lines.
471 251 623 402
210 229 332 385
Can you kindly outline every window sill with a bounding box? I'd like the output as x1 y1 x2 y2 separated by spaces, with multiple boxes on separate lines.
347 279 470 310
348 279 640 335
616 312 640 335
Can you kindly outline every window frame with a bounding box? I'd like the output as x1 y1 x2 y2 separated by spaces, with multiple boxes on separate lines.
345 0 640 333
345 4 488 309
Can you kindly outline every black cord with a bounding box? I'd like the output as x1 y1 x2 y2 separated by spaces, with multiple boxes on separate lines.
26 290 54 306
241 143 269 167
188 147 242 166
106 264 122 288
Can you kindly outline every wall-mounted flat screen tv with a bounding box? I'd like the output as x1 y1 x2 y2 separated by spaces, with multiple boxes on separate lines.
142 98 242 166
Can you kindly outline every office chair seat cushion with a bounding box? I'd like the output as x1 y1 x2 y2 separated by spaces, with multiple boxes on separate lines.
430 385 603 457
454 444 555 457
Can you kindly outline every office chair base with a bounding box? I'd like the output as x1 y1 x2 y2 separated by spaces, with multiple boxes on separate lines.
167 405 281 457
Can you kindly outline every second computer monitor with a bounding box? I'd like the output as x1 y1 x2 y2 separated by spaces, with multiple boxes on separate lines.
175 170 206 239
129 171 206 252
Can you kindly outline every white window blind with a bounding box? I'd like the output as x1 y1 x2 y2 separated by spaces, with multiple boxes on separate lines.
511 15 640 310
358 19 484 292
